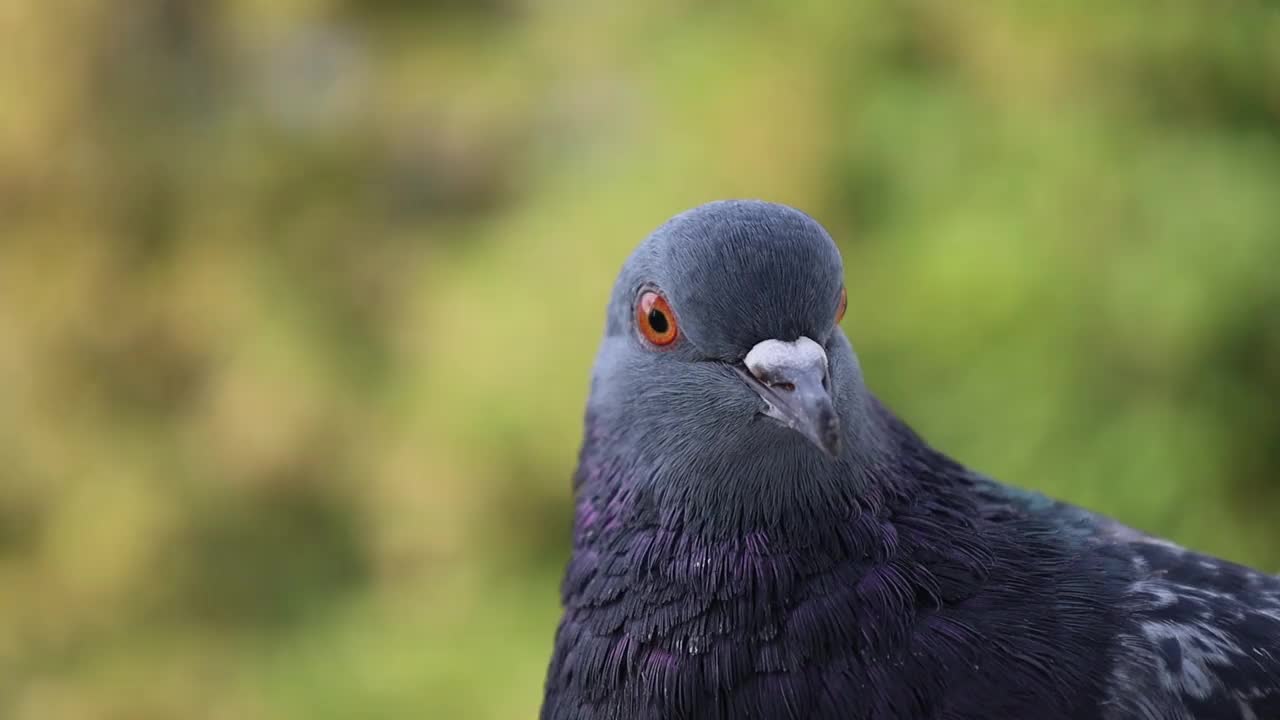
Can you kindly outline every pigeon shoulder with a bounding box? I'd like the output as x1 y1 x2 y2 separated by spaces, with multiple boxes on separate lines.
969 474 1280 719
1101 530 1280 718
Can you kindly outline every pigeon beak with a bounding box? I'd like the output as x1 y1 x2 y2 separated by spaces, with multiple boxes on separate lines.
736 337 842 457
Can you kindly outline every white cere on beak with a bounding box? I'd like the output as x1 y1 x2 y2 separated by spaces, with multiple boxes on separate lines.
743 337 828 385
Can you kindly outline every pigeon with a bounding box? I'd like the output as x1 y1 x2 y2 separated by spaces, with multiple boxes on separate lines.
540 200 1280 720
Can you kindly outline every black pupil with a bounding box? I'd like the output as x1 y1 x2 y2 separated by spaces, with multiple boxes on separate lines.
648 309 669 333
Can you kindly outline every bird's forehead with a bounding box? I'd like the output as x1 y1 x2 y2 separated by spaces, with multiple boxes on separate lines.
627 201 845 352
656 203 839 286
655 200 836 267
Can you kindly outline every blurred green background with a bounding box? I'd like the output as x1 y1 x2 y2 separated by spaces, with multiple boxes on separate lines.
3 1 1280 718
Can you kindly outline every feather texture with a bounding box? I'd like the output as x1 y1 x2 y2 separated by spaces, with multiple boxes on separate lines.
540 201 1280 719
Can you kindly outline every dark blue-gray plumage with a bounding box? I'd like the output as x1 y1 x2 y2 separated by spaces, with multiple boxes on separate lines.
541 200 1280 719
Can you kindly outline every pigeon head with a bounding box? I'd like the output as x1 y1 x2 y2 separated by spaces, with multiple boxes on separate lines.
587 200 887 532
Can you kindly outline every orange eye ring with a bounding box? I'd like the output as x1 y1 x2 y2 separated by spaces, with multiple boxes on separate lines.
835 287 848 324
636 290 678 347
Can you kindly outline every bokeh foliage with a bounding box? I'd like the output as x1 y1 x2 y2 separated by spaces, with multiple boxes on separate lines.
2 1 1279 717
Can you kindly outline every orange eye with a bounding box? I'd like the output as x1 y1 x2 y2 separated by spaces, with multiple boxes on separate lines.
636 291 678 346
835 287 848 324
